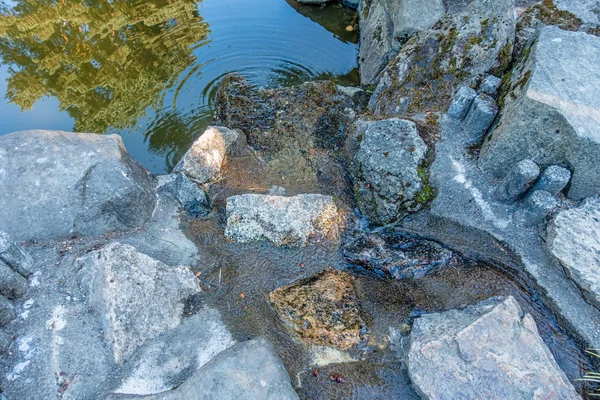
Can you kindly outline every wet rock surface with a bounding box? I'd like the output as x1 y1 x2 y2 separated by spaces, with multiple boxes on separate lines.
480 27 600 200
408 296 580 400
0 130 156 241
225 194 340 246
343 231 456 280
270 269 366 350
548 197 600 310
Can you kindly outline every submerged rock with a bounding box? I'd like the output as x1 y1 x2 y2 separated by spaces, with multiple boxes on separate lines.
407 296 579 400
77 243 199 363
270 268 367 350
225 194 339 246
0 130 156 241
105 338 299 400
352 118 429 225
0 231 33 278
480 27 600 200
215 74 358 192
358 0 445 84
156 172 210 217
368 0 516 116
343 231 455 280
547 197 600 310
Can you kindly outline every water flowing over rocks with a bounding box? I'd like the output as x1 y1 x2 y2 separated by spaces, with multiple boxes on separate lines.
0 130 156 241
357 0 445 84
270 269 366 350
480 27 600 200
368 0 516 116
547 197 600 310
407 296 580 400
352 118 429 225
77 242 199 363
225 194 340 246
343 231 456 280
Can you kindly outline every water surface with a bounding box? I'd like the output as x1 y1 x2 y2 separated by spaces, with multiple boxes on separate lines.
0 0 358 173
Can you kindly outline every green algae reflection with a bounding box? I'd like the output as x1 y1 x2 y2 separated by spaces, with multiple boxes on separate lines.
0 0 209 134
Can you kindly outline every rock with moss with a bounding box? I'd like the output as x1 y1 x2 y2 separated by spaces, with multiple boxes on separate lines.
215 74 360 201
270 268 367 350
408 296 579 400
352 118 429 226
358 0 445 84
368 0 516 117
479 27 600 200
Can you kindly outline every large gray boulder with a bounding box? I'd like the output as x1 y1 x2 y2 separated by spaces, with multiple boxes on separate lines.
358 0 445 84
116 310 235 395
554 0 600 27
0 130 156 241
352 118 428 225
407 296 579 400
225 194 339 246
547 197 600 309
368 0 516 116
104 338 299 400
77 243 199 363
479 27 600 200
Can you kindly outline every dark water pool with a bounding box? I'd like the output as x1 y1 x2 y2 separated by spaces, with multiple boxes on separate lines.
0 0 358 173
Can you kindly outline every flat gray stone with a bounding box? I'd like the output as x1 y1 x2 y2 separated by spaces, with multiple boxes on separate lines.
408 296 579 400
175 126 240 184
353 118 428 225
0 130 156 241
493 159 540 203
116 309 234 395
548 197 600 309
447 87 477 120
358 0 445 84
77 243 199 363
0 259 28 299
554 0 600 26
104 338 299 400
0 231 32 278
225 194 339 246
533 165 572 196
480 27 600 200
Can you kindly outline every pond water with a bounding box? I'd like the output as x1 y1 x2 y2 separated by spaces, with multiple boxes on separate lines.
0 0 358 173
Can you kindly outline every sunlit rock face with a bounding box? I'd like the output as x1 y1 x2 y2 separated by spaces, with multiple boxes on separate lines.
225 194 340 247
408 296 580 400
479 27 600 200
0 130 156 241
270 268 367 350
548 197 600 310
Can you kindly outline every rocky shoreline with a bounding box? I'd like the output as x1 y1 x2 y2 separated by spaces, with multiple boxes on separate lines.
1 0 600 399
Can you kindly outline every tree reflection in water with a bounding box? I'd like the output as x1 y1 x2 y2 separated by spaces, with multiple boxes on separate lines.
0 0 209 135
